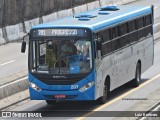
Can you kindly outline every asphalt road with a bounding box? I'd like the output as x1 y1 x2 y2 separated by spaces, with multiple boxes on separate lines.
1 0 160 119
0 42 28 79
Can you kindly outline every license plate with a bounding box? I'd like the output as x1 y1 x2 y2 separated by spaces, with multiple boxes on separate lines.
55 94 66 99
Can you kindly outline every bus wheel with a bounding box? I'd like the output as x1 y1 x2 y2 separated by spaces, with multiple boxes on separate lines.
97 84 108 104
132 63 141 87
46 100 57 105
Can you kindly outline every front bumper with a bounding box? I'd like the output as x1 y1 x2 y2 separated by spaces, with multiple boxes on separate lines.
29 85 95 101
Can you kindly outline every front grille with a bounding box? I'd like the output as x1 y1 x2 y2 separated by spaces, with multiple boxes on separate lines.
39 78 81 85
31 72 89 85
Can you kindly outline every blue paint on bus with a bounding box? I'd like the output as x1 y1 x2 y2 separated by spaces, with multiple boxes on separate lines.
28 70 96 100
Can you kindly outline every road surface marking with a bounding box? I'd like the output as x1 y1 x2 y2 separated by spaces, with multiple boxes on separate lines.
0 60 16 66
76 73 160 120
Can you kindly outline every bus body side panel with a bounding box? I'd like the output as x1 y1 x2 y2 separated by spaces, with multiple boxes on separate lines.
118 46 133 85
128 36 153 83
95 49 127 98
95 54 118 99
96 33 154 92
110 48 131 90
138 36 153 74
95 60 103 99
117 36 154 87
95 35 153 98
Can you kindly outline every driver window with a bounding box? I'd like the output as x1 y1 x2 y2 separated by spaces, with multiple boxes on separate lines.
45 42 57 68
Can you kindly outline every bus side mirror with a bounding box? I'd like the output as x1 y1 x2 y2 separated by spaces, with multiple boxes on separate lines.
96 40 102 50
21 33 29 53
21 41 26 53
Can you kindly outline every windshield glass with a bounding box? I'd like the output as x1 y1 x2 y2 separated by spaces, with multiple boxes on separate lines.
29 39 92 75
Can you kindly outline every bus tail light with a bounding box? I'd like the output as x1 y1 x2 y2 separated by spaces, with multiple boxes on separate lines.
30 82 41 92
79 81 94 92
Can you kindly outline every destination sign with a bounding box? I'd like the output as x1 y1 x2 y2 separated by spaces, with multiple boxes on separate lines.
33 29 85 37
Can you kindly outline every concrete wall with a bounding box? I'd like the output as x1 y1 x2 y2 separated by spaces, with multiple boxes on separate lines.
0 0 136 44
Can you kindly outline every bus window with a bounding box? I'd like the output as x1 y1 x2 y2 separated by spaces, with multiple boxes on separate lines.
102 41 112 56
94 33 99 40
102 29 110 43
121 35 130 47
143 14 152 37
144 14 152 26
136 17 144 29
111 27 118 39
128 20 136 32
39 42 47 64
94 33 101 57
112 39 117 51
119 23 128 36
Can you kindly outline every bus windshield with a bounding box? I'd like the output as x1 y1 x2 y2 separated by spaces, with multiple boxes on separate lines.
29 39 92 75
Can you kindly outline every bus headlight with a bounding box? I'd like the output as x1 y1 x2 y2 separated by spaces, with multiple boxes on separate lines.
79 81 94 92
30 82 41 92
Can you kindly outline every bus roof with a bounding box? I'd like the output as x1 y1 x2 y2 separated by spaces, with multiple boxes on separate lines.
31 5 151 32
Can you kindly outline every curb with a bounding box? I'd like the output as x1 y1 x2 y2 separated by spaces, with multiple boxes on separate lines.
0 90 29 110
0 77 28 100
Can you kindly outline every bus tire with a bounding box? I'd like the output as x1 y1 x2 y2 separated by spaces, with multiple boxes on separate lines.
132 63 141 87
46 100 57 105
97 84 108 104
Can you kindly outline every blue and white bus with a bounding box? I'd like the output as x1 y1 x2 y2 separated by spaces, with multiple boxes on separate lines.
21 5 154 104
